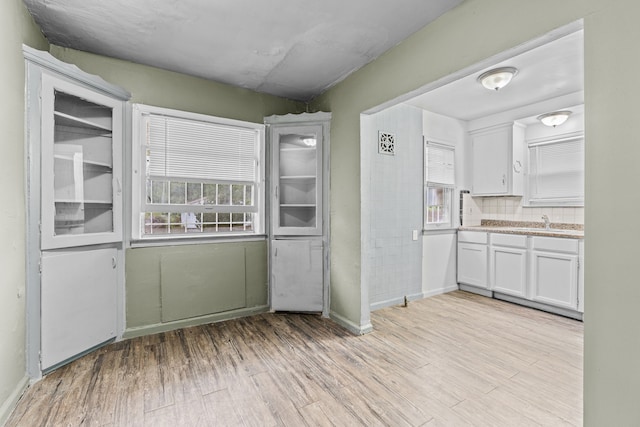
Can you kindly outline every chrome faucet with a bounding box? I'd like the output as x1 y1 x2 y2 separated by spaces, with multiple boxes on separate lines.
542 214 551 230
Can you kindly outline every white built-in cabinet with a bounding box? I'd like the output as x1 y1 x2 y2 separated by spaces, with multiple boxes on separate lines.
457 231 489 289
470 123 524 196
530 236 579 310
457 230 583 317
489 234 528 298
24 46 129 377
265 112 331 315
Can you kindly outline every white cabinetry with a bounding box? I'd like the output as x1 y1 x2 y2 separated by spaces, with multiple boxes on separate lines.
265 113 331 314
457 231 488 289
470 123 524 196
490 234 528 298
24 46 129 377
271 240 324 312
530 236 579 310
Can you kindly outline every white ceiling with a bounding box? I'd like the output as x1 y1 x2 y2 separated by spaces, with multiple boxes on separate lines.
23 0 464 101
405 30 584 122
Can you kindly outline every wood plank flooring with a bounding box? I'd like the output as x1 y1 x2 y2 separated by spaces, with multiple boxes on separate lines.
6 291 583 426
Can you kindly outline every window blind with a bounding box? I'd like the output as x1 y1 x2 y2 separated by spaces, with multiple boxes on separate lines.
529 137 584 201
146 114 258 183
425 143 455 186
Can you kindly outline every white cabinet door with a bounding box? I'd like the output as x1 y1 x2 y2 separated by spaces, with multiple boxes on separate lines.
490 246 528 298
471 128 510 195
271 239 323 312
41 248 118 371
271 125 323 236
470 123 524 196
530 250 578 310
40 72 123 249
457 242 488 288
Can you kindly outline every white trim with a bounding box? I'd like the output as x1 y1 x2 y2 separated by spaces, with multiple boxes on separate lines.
330 311 373 335
130 234 267 248
370 292 424 311
131 103 266 241
23 45 130 100
422 285 459 299
0 375 29 426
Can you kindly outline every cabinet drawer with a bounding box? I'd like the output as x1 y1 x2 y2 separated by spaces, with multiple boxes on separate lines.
531 236 579 254
458 231 488 244
491 233 527 248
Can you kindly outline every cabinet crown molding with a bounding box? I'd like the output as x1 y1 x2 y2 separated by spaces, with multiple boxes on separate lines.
23 45 130 101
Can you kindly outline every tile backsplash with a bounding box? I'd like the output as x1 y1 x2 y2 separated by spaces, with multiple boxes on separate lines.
462 195 584 227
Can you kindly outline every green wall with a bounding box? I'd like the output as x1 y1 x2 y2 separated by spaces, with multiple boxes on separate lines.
310 0 639 424
0 0 47 423
125 241 268 337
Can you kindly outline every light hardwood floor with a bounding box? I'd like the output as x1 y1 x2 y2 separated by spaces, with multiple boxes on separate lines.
6 291 583 426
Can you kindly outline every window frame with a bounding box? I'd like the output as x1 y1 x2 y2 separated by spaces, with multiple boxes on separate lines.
131 104 265 242
424 140 456 230
524 132 584 207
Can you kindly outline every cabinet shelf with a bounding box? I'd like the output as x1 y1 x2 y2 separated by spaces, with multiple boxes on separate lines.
54 154 112 169
54 111 112 132
280 204 316 208
280 147 316 152
280 175 316 180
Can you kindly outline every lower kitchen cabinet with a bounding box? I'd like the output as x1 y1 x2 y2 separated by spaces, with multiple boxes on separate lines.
530 236 579 310
490 234 528 298
457 231 488 289
458 231 583 317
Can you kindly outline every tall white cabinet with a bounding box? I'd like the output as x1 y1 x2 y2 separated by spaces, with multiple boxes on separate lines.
265 112 331 314
24 46 130 376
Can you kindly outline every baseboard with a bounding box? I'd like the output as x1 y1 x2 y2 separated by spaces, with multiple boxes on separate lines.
0 375 29 426
493 292 583 321
123 305 270 339
422 284 459 298
458 283 493 297
330 311 373 335
370 292 423 312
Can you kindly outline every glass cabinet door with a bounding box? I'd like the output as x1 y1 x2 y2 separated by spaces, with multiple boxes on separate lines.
272 125 323 236
40 73 122 249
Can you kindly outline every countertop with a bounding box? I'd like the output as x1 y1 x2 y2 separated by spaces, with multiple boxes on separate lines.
459 220 584 239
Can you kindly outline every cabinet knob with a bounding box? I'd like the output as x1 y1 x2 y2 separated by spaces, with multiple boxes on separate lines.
502 174 506 185
111 256 117 268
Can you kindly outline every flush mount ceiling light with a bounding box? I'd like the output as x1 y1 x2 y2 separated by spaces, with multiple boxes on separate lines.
302 137 316 147
477 66 518 91
537 110 572 127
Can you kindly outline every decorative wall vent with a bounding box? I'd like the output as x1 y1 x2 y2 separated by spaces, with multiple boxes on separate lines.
378 131 395 155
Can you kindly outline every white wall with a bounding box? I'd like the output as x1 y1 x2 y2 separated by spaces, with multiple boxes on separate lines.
362 104 423 310
421 110 466 296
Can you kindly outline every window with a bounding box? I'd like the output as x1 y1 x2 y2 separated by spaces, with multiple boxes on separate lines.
527 135 584 206
132 104 265 240
424 141 455 229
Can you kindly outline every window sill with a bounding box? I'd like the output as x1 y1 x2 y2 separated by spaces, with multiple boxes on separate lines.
129 233 267 248
422 228 457 236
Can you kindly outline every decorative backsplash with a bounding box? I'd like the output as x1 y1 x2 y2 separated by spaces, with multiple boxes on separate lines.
462 195 584 227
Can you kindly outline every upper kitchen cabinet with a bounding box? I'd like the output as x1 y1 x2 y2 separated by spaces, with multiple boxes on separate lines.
265 112 331 236
470 123 524 196
24 46 129 249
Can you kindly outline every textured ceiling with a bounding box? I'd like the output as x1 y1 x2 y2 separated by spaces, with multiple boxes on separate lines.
23 0 464 101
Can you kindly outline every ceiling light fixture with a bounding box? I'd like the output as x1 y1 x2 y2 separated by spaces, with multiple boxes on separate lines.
477 66 518 91
537 110 572 127
302 138 316 147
